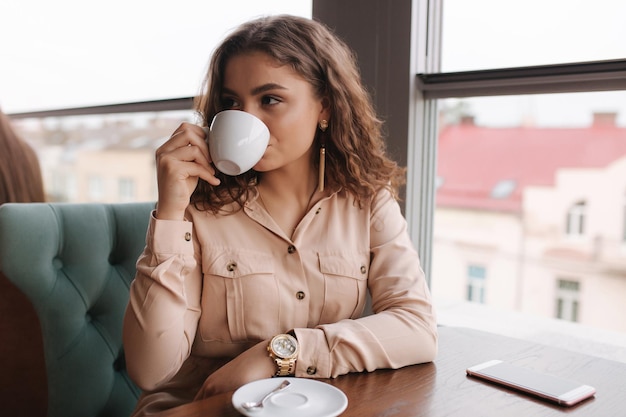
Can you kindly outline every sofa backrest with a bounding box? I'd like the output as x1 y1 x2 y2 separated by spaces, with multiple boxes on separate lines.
0 202 154 417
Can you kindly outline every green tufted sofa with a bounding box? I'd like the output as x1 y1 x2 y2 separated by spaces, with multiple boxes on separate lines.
0 202 155 417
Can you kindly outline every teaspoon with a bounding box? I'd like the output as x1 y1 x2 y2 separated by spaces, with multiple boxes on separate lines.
241 380 291 411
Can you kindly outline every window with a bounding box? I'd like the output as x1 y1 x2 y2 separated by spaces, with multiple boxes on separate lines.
5 2 312 204
420 0 626 341
88 175 104 201
118 178 135 202
0 1 312 113
50 172 69 202
556 279 580 322
566 201 586 237
441 0 626 72
4 0 626 354
466 265 486 304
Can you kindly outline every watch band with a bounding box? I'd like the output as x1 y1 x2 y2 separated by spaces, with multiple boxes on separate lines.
274 357 297 377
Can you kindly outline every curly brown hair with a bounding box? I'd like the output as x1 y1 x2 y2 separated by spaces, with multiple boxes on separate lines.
192 14 405 212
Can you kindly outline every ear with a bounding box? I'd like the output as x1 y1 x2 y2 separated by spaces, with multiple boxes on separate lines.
319 96 331 123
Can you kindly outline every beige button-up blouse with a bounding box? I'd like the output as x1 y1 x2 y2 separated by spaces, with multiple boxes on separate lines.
123 187 437 403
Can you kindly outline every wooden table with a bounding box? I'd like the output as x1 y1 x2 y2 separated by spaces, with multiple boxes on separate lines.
154 326 625 417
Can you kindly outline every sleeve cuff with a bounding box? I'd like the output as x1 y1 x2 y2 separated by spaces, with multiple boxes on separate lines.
293 328 331 379
147 210 195 256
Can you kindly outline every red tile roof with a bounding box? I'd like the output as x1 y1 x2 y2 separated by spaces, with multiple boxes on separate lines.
436 121 626 212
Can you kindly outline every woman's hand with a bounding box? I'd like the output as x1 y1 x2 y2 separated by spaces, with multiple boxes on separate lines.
155 123 220 220
194 340 276 400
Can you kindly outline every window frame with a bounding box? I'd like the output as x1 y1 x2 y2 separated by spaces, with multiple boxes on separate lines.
7 0 626 286
410 0 626 283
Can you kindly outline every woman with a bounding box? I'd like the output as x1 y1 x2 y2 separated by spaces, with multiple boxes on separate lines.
0 108 47 416
0 109 45 204
123 14 437 415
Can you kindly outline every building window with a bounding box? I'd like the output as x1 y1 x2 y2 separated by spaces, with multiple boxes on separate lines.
467 264 486 304
556 279 580 322
566 200 586 236
66 174 78 202
118 178 135 202
88 175 104 201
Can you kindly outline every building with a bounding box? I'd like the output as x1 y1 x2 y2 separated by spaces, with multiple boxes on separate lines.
432 112 626 333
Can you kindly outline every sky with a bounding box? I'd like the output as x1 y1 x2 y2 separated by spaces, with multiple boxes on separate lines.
441 0 626 127
1 0 625 127
0 0 312 113
442 0 626 72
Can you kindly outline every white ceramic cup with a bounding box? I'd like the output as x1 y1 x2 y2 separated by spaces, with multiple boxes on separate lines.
203 110 270 176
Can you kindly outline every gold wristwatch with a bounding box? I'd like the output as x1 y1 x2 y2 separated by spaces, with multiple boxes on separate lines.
268 333 299 376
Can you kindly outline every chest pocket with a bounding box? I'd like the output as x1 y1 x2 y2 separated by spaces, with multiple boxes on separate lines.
199 248 278 343
318 251 369 324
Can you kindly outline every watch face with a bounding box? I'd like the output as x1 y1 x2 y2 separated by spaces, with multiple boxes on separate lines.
271 335 298 358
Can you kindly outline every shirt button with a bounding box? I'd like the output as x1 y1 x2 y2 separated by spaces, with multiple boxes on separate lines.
184 232 191 241
307 366 317 375
315 208 321 215
287 245 296 254
296 291 306 300
227 262 237 272
360 265 367 274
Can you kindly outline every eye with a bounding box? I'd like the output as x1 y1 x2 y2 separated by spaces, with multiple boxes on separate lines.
261 96 281 106
220 96 240 110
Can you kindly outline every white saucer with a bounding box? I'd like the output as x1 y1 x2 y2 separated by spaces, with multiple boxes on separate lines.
232 377 348 417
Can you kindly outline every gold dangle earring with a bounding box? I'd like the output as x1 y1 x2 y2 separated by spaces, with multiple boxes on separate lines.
318 120 328 192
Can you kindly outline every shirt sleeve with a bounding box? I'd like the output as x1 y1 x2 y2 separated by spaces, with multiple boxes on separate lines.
293 189 438 378
123 210 202 391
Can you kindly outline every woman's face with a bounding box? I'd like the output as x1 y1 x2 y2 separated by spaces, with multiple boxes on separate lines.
220 51 329 174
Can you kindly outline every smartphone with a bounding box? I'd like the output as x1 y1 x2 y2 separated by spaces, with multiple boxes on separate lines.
466 359 596 406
